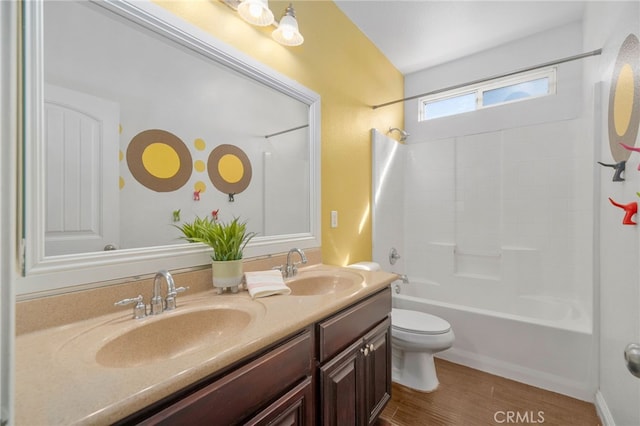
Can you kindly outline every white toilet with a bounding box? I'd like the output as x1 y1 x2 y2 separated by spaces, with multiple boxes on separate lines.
391 308 455 392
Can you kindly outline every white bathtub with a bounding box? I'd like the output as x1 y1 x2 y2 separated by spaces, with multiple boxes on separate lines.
392 280 597 401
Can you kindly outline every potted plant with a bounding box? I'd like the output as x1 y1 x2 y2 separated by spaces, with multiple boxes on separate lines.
175 216 257 294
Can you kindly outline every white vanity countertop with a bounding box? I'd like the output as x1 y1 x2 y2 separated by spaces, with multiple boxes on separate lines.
14 264 397 425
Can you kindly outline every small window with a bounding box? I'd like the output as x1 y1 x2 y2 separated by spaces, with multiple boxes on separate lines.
419 67 556 121
424 92 475 120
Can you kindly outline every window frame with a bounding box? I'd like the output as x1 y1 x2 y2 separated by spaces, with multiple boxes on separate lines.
418 66 557 121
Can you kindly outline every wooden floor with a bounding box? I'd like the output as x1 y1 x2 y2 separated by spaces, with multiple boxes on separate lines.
376 359 600 426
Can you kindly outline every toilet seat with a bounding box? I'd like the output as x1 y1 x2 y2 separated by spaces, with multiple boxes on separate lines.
392 308 451 335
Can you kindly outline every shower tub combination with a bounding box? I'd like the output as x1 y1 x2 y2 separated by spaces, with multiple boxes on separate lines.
392 279 596 401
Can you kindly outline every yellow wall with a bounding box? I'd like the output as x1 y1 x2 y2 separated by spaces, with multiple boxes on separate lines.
155 0 404 265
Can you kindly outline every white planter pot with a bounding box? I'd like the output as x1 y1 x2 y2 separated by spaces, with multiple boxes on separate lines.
212 259 243 294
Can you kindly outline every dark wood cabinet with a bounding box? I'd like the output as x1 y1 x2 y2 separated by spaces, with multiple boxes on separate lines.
319 339 361 426
362 319 392 425
245 376 315 426
135 329 313 426
318 289 392 426
122 287 391 426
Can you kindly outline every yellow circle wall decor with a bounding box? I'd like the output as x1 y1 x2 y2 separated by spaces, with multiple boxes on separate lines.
608 34 640 162
127 129 193 192
194 181 207 193
141 142 181 178
194 138 206 151
218 154 244 183
194 159 206 173
208 144 252 196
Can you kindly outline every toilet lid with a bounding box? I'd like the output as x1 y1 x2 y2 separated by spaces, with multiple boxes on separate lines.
392 308 451 335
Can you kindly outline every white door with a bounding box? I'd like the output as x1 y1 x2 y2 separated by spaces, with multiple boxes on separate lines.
1 2 17 423
44 84 120 255
598 79 640 425
371 129 405 274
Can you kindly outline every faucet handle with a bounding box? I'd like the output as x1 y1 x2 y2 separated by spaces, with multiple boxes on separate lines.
114 295 146 319
165 286 189 311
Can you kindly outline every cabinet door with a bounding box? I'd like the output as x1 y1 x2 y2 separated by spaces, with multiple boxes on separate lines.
319 339 363 426
138 330 312 425
245 376 314 426
362 318 391 426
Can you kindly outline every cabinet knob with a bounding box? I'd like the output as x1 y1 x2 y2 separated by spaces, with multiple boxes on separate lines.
361 343 375 356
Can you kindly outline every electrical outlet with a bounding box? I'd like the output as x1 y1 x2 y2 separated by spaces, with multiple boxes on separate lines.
331 210 338 228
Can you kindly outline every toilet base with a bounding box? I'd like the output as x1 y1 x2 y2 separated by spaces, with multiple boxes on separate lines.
392 350 440 392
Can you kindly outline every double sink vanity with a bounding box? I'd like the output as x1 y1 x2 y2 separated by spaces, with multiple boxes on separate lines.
15 259 397 425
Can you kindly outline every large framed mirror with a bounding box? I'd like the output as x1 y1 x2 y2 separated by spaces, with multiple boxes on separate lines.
20 0 320 295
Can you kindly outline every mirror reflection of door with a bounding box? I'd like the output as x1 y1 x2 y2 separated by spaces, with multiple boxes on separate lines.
44 84 120 256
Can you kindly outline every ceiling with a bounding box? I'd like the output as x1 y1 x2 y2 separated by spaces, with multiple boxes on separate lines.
333 1 586 75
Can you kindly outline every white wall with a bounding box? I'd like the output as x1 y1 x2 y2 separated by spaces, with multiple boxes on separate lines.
403 21 593 312
583 1 640 425
405 22 584 141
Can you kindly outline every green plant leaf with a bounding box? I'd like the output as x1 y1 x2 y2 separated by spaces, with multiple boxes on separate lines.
173 216 257 261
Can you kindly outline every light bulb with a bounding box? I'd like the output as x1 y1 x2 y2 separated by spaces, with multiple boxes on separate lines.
272 5 303 46
281 27 294 40
248 3 263 18
238 0 274 26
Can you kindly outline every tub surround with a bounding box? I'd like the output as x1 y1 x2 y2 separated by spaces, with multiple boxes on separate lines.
15 253 397 424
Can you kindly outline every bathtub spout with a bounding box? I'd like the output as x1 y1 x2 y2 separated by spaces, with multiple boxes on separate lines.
400 274 409 284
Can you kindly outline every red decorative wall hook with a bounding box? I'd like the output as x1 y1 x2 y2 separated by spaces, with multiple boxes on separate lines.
609 197 638 225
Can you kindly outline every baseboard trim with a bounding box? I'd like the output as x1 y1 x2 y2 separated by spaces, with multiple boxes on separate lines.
595 390 615 426
437 348 595 402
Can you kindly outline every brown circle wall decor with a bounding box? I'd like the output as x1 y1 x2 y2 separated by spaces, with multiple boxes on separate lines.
208 144 252 195
127 129 192 192
608 33 640 162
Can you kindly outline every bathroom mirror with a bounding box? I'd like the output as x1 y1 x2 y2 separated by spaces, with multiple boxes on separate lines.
20 0 320 294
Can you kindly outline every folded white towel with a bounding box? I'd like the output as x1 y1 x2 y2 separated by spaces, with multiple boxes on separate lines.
245 270 291 299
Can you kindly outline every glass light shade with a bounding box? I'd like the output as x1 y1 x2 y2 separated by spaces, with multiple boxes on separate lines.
238 0 274 26
272 7 303 46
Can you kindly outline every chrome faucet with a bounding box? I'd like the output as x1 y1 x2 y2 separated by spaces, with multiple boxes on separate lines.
150 270 188 315
285 248 307 278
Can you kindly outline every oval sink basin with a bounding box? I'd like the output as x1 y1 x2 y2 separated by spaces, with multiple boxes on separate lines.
286 271 363 296
96 308 252 368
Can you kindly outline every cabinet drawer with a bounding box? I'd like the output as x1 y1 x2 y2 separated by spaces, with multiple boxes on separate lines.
317 288 391 363
140 329 313 425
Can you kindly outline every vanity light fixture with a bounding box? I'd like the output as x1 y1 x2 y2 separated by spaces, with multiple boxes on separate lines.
272 4 303 46
237 0 274 26
221 0 304 46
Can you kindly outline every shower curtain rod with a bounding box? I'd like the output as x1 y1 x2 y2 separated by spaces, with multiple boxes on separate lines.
264 124 309 139
371 48 603 110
